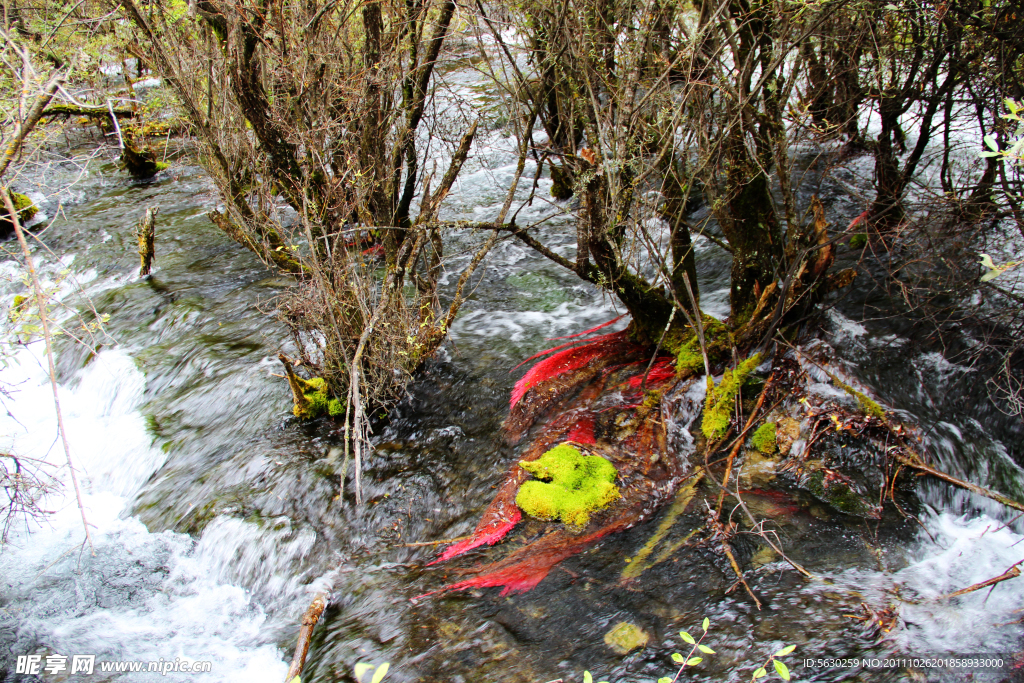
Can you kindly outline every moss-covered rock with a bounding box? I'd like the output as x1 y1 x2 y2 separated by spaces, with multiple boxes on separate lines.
1 191 38 236
751 421 777 454
515 443 620 528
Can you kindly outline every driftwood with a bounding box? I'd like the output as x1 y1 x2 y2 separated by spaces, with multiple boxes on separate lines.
284 593 327 683
135 206 158 276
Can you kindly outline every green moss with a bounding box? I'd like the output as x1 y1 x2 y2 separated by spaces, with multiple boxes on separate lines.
849 233 867 249
515 443 620 528
327 398 345 416
675 335 705 373
2 191 37 229
701 353 762 440
549 164 574 200
671 315 735 374
835 379 886 420
293 376 341 420
751 421 777 454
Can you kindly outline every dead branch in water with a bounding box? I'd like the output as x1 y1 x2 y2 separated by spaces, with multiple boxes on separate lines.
937 561 1024 601
889 448 1024 514
135 206 158 276
284 593 327 683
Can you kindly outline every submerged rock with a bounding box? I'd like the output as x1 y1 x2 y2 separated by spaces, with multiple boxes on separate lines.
603 621 648 654
802 467 882 519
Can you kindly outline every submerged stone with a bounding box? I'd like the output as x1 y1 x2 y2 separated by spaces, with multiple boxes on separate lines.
803 469 881 519
603 621 648 654
515 443 620 528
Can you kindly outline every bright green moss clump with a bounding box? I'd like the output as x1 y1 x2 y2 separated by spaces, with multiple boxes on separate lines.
751 421 777 454
293 377 345 420
675 335 705 373
327 398 345 416
701 353 762 440
515 443 620 528
296 377 328 419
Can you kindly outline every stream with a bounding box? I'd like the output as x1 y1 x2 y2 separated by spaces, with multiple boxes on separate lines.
1 112 1024 683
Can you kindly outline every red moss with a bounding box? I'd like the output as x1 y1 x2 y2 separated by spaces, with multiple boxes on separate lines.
625 357 677 391
510 331 627 408
546 315 626 341
420 526 620 598
565 416 596 445
429 510 522 565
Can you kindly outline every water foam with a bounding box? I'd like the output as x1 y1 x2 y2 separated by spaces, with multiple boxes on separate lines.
0 343 288 682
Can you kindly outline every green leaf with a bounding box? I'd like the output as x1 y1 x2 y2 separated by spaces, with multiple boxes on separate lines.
584 672 593 683
290 678 301 683
774 660 791 681
370 663 390 683
884 3 898 8
774 645 796 657
672 653 684 664
985 134 999 151
753 667 767 679
702 617 710 631
686 657 703 666
354 663 374 683
658 677 673 683
698 644 716 654
980 151 1000 158
680 630 695 644
1006 98 1019 115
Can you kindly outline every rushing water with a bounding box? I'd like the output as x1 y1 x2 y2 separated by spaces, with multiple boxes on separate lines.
1 125 1023 683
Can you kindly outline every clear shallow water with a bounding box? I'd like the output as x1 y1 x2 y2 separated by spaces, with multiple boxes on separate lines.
0 137 1022 683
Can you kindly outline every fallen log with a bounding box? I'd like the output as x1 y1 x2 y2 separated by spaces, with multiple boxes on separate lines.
42 103 135 118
